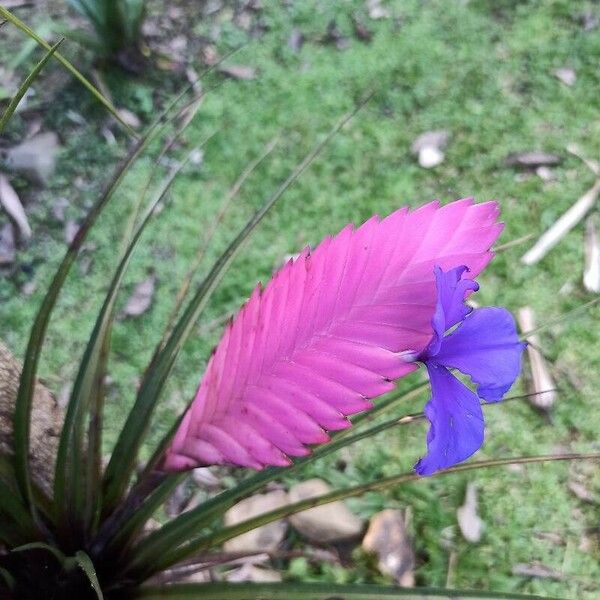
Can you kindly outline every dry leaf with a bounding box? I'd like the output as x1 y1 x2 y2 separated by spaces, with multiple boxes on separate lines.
517 307 556 411
122 272 156 317
367 0 390 20
553 67 576 87
578 10 599 31
568 481 597 504
323 20 350 50
0 223 16 266
288 28 305 53
506 151 562 169
64 219 79 245
21 280 37 296
522 177 600 265
226 564 282 583
352 15 373 42
218 65 257 80
456 483 484 543
0 174 31 239
116 108 141 129
583 215 600 293
3 132 60 185
166 480 193 517
192 467 221 489
512 562 563 581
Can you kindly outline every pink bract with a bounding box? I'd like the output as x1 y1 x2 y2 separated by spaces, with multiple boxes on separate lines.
162 198 503 471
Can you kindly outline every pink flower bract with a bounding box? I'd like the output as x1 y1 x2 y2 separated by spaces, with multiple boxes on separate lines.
162 198 503 471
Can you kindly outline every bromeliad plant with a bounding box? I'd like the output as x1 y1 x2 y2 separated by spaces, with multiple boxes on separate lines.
1 11 599 600
66 0 146 68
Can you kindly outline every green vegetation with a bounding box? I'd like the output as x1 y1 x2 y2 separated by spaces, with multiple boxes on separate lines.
1 0 599 597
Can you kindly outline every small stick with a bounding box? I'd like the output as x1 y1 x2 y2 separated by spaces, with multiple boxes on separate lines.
583 215 600 293
517 307 556 411
521 177 600 265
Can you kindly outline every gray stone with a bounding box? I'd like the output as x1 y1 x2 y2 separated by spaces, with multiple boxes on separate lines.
223 490 288 553
288 479 364 543
362 509 415 586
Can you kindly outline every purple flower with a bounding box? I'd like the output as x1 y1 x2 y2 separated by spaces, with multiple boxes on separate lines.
414 266 526 476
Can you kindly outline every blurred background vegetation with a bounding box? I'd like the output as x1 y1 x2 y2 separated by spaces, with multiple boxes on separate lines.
1 0 599 597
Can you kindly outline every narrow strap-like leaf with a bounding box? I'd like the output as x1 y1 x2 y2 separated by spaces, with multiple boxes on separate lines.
74 551 104 600
101 96 374 516
120 382 426 575
53 146 203 538
132 582 565 600
151 452 600 575
0 39 63 133
9 70 212 519
0 7 134 135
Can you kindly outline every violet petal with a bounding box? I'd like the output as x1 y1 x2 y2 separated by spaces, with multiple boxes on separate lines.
424 265 479 358
434 307 526 402
415 362 485 476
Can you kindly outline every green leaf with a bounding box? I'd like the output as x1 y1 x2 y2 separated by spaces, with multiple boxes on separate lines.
9 51 236 522
0 567 15 590
92 473 185 560
12 542 67 565
101 95 374 517
74 551 104 600
53 146 202 539
0 486 38 539
132 582 566 600
148 452 600 576
0 6 135 134
0 38 63 133
122 381 426 576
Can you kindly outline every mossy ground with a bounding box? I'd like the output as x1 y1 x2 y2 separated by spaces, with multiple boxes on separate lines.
1 0 599 597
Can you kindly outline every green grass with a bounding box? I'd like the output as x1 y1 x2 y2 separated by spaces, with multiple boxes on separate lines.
1 0 600 597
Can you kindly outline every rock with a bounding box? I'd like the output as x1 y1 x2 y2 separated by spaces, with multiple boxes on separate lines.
3 132 60 185
223 490 288 553
226 564 282 583
288 479 363 543
362 509 415 586
410 130 449 169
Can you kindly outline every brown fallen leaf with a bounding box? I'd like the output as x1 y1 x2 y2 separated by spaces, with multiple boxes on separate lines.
0 174 31 239
3 132 60 185
64 219 79 245
122 271 157 317
553 67 576 87
506 151 562 169
116 108 141 129
21 279 36 296
288 28 305 53
226 564 282 583
512 562 563 581
578 10 599 32
583 215 600 293
517 307 556 412
367 0 390 20
0 223 16 266
218 65 257 80
456 483 484 543
323 20 350 50
352 15 373 42
166 480 193 517
568 481 597 504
